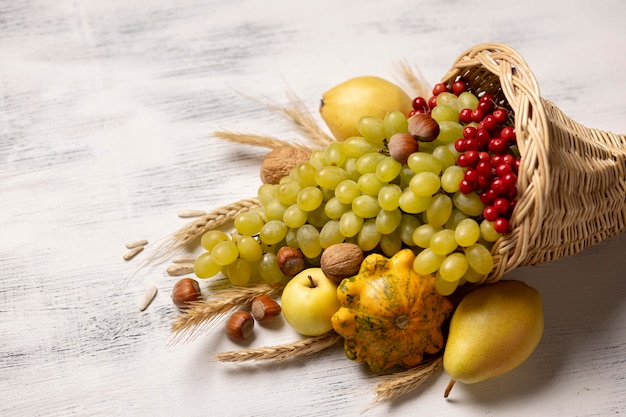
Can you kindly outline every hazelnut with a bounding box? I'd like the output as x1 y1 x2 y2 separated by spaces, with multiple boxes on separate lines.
387 133 419 164
408 113 440 142
276 246 305 277
250 295 282 324
320 243 364 283
171 278 202 309
226 311 255 341
260 146 312 184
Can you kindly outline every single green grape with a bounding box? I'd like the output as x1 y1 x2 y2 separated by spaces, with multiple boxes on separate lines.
343 158 361 181
480 219 502 242
308 150 327 169
375 208 402 235
409 172 441 197
259 219 288 245
413 248 446 275
276 180 302 205
379 230 403 257
257 183 277 206
324 197 351 220
285 227 299 248
358 116 386 145
431 104 459 123
237 235 263 262
375 156 402 183
319 220 345 248
425 194 453 227
259 252 286 283
464 243 495 274
315 166 348 190
435 274 459 296
435 121 464 144
458 91 479 110
399 189 432 214
378 183 403 211
412 223 442 248
226 258 253 286
439 252 469 282
233 211 265 236
211 240 240 266
193 252 222 278
264 199 288 221
357 172 385 196
335 179 361 204
352 194 381 219
357 219 381 251
407 152 443 175
295 162 318 187
429 229 458 256
455 218 481 247
283 204 308 228
436 92 459 111
296 224 322 258
356 152 386 174
297 186 324 211
463 265 486 284
432 145 457 170
306 204 331 229
445 208 468 230
452 191 485 217
441 165 465 193
339 210 364 238
200 229 230 251
398 213 421 246
325 141 346 167
383 110 409 137
342 136 377 158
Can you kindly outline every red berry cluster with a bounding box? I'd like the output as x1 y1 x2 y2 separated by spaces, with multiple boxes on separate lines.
409 81 520 234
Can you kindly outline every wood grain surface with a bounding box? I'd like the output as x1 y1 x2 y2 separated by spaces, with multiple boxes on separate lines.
1 0 625 416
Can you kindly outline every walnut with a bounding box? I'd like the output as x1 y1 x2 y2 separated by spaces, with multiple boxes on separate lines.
320 243 365 283
260 146 312 184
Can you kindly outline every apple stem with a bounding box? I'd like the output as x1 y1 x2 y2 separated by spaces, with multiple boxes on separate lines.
307 275 317 288
444 379 456 398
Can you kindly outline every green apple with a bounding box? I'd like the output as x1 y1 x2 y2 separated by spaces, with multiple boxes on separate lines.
280 267 341 336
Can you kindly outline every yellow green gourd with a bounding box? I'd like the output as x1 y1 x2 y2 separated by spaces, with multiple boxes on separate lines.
331 249 454 373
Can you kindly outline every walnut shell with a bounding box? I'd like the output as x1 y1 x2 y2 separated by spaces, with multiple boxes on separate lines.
320 243 365 283
260 146 312 184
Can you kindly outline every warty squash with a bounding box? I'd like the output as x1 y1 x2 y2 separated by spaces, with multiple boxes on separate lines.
331 248 453 373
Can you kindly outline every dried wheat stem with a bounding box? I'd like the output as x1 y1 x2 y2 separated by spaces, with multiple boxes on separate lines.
216 331 342 363
169 283 283 345
393 59 431 100
211 131 311 150
279 90 335 147
362 355 443 412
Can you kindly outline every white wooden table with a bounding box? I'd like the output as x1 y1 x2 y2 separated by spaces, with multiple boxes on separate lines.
2 1 625 416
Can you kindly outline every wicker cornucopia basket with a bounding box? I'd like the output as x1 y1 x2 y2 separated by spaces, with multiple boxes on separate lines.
443 43 626 282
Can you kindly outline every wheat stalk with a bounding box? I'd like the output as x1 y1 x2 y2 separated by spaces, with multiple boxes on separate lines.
169 282 284 345
393 59 432 100
211 131 312 150
362 355 443 412
216 331 342 363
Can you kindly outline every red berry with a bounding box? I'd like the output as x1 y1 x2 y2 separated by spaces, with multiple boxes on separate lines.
459 108 473 124
479 189 497 204
488 138 508 154
493 217 510 234
483 206 499 221
451 80 467 96
493 109 508 124
475 129 491 147
454 139 466 152
493 197 511 214
471 109 485 123
495 162 513 177
501 126 516 143
412 96 428 111
459 179 474 194
502 173 517 187
464 168 479 184
490 178 508 195
465 150 479 167
478 151 491 161
491 155 504 167
480 93 495 103
483 114 499 130
477 174 493 189
513 158 521 173
428 95 438 109
506 185 518 199
477 100 494 113
432 83 448 96
463 126 477 139
502 154 515 165
476 160 492 177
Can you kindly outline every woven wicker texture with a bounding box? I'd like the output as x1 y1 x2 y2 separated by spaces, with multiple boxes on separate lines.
440 43 626 282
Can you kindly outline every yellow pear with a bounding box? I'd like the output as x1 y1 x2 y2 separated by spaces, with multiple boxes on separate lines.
443 279 544 398
319 76 413 141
